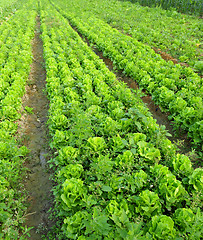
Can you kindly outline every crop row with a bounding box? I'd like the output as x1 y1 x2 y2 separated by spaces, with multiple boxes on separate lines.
0 0 25 23
50 1 203 153
52 0 203 68
0 2 37 239
129 0 203 16
40 1 202 239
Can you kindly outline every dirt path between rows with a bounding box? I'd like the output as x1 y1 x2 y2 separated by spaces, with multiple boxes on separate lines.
18 16 54 239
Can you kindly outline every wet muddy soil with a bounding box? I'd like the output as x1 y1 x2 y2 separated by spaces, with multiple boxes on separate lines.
18 16 54 239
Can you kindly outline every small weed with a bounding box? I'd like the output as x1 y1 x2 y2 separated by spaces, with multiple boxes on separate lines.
25 106 34 114
19 226 34 239
36 222 47 234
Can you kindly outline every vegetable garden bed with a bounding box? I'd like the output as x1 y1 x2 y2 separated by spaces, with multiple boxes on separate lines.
0 0 202 239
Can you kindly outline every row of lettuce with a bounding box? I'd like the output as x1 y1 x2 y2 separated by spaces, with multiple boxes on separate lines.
127 0 203 16
0 1 37 239
40 0 202 239
52 0 203 69
51 0 203 154
0 0 25 22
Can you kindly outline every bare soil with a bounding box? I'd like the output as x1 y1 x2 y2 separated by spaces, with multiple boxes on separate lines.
152 47 189 67
18 16 54 239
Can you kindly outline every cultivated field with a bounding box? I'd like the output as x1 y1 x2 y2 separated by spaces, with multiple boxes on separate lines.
0 0 202 239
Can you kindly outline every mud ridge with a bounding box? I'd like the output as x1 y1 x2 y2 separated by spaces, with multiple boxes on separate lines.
18 15 54 239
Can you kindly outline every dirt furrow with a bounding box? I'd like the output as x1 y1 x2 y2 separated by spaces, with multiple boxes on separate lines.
18 15 54 239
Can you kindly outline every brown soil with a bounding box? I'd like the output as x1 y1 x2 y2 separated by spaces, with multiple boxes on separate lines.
152 47 189 67
17 16 54 239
